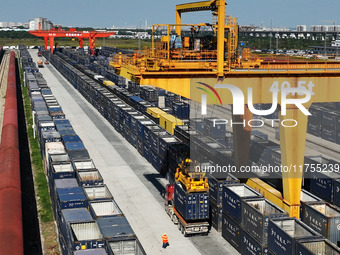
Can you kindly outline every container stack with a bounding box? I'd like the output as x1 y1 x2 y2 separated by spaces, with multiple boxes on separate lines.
268 218 323 255
165 92 180 108
20 46 146 255
307 103 340 144
207 172 239 232
20 47 38 73
128 81 140 94
43 49 191 183
140 86 159 104
296 239 340 254
241 198 288 254
173 182 209 220
203 117 227 140
301 201 340 246
308 106 323 137
172 101 190 119
309 168 340 203
221 183 263 252
320 109 338 143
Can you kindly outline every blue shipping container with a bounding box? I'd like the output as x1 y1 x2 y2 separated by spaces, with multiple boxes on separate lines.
173 182 209 220
333 179 340 207
210 201 223 232
57 187 88 211
65 142 86 151
268 218 322 255
296 239 340 255
222 184 262 224
208 173 239 206
62 135 82 144
59 129 76 137
50 162 75 180
222 212 241 252
137 120 155 139
241 230 269 255
54 119 70 125
310 171 340 203
56 123 73 131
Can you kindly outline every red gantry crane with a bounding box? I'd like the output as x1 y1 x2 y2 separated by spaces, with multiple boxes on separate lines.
29 25 114 56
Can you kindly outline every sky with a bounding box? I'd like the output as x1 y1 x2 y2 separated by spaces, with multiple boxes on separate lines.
1 0 340 29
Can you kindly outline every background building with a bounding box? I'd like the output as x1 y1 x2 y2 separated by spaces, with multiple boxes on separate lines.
29 17 53 30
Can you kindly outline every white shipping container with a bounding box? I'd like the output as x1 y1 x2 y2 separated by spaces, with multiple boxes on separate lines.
90 200 123 217
73 159 96 171
84 185 112 200
45 142 65 156
228 185 259 197
70 222 102 240
52 162 73 173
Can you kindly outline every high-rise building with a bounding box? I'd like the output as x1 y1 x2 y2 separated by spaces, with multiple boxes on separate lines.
29 17 53 30
296 25 307 32
0 22 8 28
29 20 35 30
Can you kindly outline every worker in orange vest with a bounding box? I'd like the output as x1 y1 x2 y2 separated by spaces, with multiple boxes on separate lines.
162 233 169 248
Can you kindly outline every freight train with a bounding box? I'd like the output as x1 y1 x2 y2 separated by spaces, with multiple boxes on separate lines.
39 46 340 252
19 45 146 255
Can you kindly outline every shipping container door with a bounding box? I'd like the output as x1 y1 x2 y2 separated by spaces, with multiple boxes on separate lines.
110 240 136 255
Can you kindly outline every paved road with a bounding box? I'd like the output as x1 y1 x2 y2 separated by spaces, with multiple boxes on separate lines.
30 50 239 255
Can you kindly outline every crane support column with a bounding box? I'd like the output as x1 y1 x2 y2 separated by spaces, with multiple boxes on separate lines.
176 11 182 35
232 105 252 175
89 36 97 56
279 107 308 218
79 37 83 48
217 0 225 77
49 36 55 53
44 37 48 51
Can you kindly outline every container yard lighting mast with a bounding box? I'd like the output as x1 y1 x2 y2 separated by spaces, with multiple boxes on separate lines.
111 0 340 218
29 25 114 56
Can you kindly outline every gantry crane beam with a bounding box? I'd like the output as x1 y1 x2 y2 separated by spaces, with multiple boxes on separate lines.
29 29 114 56
175 0 226 77
175 0 218 35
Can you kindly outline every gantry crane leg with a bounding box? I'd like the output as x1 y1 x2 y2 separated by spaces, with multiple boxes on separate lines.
49 36 55 53
279 107 308 218
232 105 253 178
79 37 83 48
44 37 48 51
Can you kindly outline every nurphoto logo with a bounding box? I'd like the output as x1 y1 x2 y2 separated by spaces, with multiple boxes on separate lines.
198 80 315 128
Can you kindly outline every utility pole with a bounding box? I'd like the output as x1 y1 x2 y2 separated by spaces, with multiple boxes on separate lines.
138 35 141 51
324 32 327 56
270 19 272 50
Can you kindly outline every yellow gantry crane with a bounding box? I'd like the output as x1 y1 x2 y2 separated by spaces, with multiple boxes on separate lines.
175 159 209 193
111 0 340 218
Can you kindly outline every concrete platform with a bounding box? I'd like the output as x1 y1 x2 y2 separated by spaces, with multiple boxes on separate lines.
29 50 239 255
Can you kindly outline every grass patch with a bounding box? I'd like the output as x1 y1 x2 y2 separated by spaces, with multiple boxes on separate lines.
41 222 60 255
2 38 151 50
